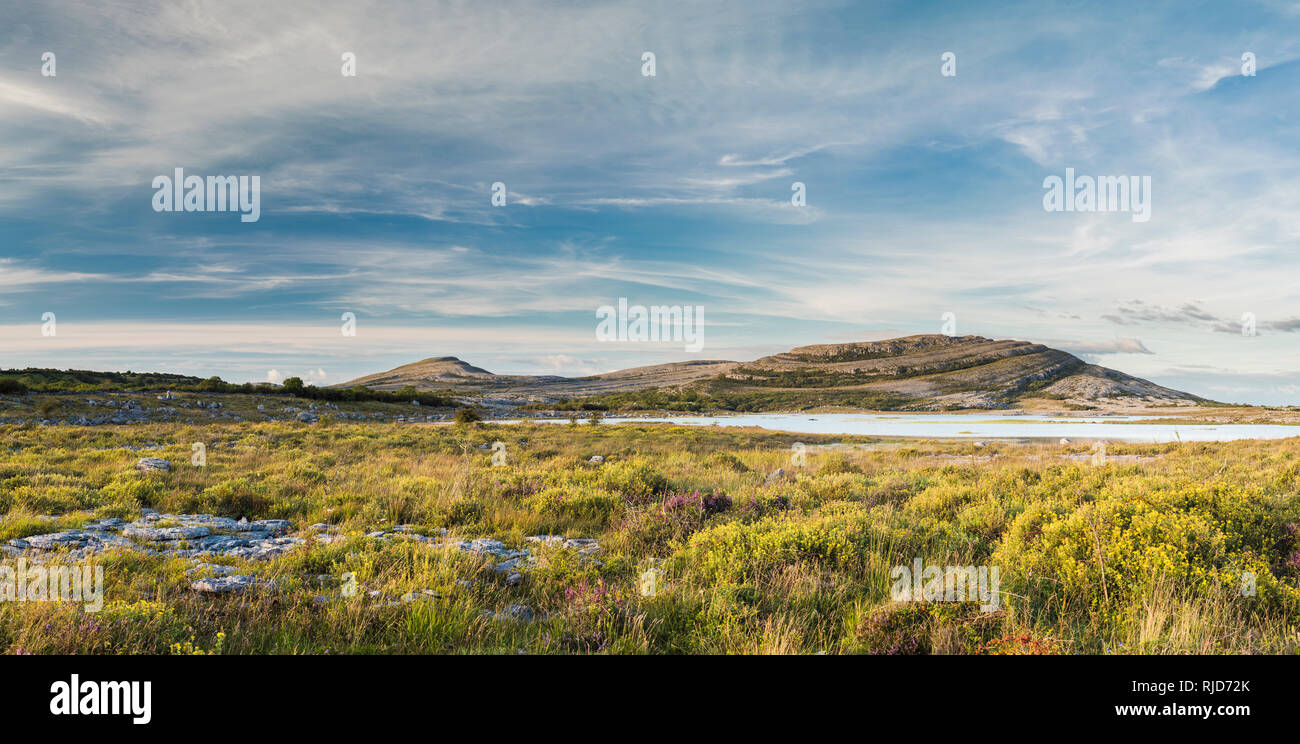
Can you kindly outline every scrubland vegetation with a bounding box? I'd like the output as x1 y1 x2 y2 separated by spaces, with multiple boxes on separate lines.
2 419 1298 654
0 369 451 406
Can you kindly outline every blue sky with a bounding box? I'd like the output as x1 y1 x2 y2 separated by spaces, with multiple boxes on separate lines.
2 0 1299 403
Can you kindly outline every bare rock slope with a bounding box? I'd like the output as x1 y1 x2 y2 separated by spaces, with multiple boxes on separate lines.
720 336 1199 409
337 335 1203 410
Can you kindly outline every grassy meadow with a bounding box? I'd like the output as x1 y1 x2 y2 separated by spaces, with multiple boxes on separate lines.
2 416 1299 655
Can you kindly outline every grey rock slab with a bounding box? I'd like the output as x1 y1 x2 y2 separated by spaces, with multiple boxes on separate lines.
494 604 535 623
22 532 92 550
194 534 252 552
123 525 210 542
135 457 172 473
252 520 292 535
467 538 508 554
526 535 602 554
190 575 258 594
493 558 524 573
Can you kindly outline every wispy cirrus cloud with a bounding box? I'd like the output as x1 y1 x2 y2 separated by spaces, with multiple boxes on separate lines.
4 1 1300 403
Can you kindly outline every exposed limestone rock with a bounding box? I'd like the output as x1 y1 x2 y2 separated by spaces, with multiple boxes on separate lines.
135 457 172 472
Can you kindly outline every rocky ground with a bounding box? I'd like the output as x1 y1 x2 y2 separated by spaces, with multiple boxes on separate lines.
0 392 455 427
2 455 602 622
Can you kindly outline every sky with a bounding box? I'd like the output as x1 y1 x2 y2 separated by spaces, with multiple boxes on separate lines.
1 0 1299 403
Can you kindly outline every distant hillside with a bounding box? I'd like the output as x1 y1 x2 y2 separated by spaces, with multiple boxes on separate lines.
340 356 496 389
702 335 1200 410
337 335 1206 412
0 368 206 392
0 367 453 406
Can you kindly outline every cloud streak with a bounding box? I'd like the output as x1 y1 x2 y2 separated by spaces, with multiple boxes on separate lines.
4 1 1300 403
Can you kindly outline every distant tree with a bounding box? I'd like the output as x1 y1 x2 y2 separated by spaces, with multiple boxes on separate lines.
0 378 27 395
197 375 227 392
282 377 305 393
453 407 482 426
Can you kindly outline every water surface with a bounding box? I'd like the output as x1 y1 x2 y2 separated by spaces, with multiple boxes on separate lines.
513 413 1298 442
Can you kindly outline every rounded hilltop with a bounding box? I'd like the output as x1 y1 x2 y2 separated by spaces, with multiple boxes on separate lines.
339 357 495 389
331 333 1206 412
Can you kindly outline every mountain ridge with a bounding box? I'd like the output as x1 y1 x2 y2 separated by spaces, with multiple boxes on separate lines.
335 334 1205 411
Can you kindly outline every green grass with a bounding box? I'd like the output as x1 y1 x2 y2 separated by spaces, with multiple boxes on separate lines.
1 420 1298 654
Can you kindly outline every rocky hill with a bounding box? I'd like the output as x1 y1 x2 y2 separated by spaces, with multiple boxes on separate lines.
339 356 496 388
716 335 1199 410
337 335 1204 411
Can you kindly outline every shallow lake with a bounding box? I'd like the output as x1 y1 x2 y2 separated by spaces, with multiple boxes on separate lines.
512 413 1300 442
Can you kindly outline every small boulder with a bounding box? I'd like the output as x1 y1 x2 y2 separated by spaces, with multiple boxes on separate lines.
495 604 535 623
135 457 171 473
190 575 257 594
24 531 95 550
